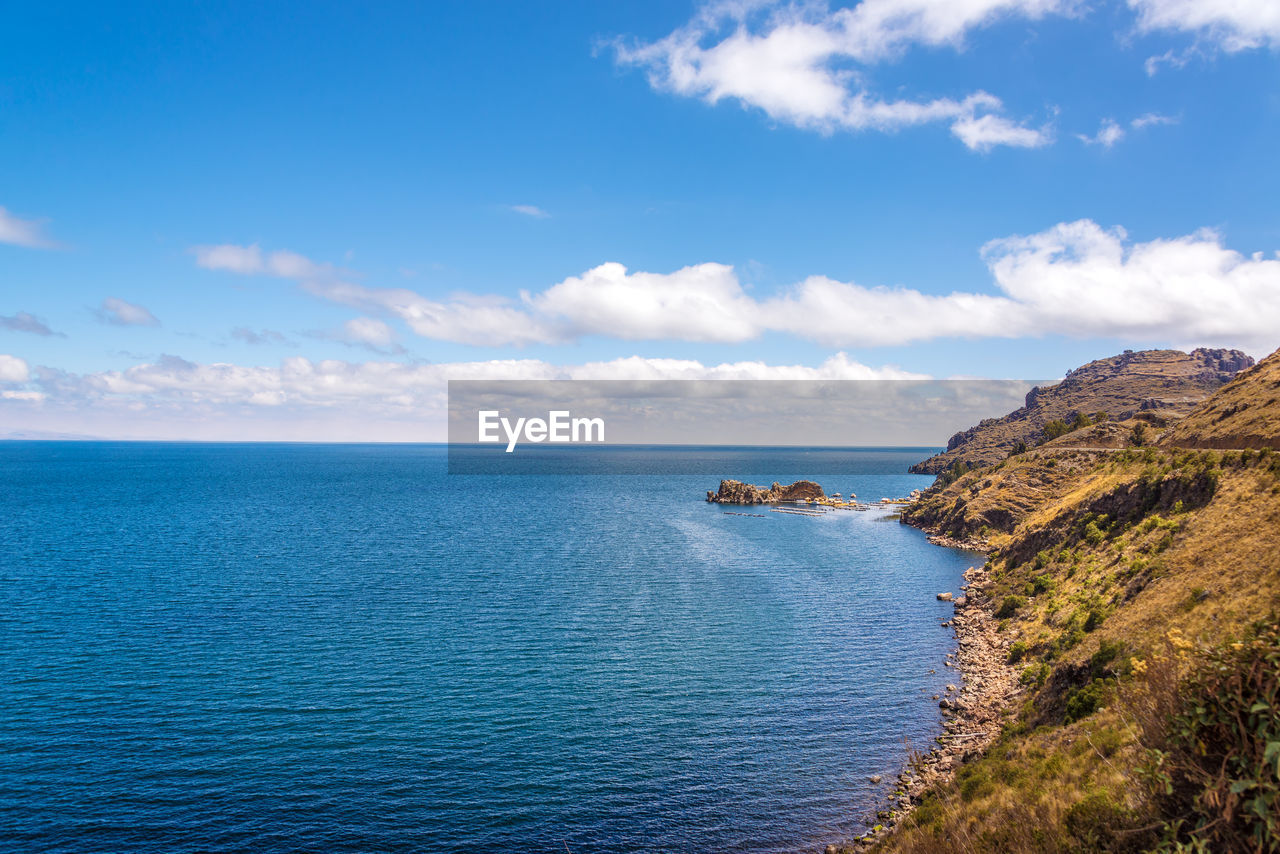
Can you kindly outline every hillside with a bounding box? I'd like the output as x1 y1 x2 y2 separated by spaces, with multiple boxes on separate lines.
910 348 1253 475
1159 348 1280 450
860 346 1280 853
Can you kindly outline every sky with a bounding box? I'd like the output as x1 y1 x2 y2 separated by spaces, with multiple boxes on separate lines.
1 0 1279 440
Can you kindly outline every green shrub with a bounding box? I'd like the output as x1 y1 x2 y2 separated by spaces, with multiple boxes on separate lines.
1065 678 1113 723
1042 419 1071 443
1084 608 1105 632
1142 623 1280 852
995 595 1025 619
1008 641 1029 664
1020 662 1050 687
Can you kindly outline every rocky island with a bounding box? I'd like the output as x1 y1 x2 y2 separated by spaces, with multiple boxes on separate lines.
706 479 826 504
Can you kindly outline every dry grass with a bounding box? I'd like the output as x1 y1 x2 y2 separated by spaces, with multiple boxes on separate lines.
877 447 1280 853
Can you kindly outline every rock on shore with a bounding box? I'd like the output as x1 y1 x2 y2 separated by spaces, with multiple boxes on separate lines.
835 563 1024 850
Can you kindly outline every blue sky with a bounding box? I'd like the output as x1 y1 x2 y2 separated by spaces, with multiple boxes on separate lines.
2 0 1279 439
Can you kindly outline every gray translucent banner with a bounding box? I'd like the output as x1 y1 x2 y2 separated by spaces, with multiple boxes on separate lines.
447 380 1037 474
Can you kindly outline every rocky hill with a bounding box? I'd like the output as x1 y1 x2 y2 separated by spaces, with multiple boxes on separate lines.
1159 347 1280 450
853 346 1280 853
909 348 1253 474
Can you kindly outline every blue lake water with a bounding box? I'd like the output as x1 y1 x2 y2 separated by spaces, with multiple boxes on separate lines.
0 443 977 853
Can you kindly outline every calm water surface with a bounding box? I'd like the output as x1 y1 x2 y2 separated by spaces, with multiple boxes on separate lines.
0 443 976 853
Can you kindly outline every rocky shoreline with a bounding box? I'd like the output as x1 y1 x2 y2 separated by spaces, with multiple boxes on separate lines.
831 562 1024 851
924 532 990 552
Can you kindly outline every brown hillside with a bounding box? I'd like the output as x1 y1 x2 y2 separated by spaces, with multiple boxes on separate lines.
910 348 1252 474
880 446 1280 853
1160 346 1280 450
864 353 1280 853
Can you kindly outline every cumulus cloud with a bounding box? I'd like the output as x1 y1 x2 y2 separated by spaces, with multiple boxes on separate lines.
1130 0 1280 52
980 220 1280 350
195 226 1280 354
0 354 31 383
0 312 60 336
509 204 550 219
526 262 761 342
0 206 57 249
610 0 1062 148
96 297 160 327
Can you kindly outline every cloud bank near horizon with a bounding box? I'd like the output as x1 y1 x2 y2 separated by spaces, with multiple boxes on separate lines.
0 353 934 440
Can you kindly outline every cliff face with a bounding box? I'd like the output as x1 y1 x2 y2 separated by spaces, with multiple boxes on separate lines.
1160 347 1280 450
706 479 825 504
910 348 1253 474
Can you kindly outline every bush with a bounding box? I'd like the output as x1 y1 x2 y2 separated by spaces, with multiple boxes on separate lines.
1137 623 1280 852
1020 662 1050 687
1084 608 1105 632
1065 678 1113 723
1042 419 1071 443
995 595 1025 619
1008 641 1029 664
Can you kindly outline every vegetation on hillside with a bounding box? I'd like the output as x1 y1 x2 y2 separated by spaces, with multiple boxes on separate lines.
878 347 1280 853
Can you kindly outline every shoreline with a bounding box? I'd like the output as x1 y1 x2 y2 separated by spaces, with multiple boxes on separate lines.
834 539 1024 850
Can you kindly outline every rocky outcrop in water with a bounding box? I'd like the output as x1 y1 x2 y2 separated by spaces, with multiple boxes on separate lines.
706 479 826 504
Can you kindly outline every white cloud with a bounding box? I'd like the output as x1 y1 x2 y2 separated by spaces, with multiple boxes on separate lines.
0 206 57 249
509 204 551 219
1130 0 1280 52
96 297 160 327
26 352 922 413
952 111 1052 150
611 0 1063 148
0 352 941 440
1077 118 1125 147
194 227 1280 354
0 354 30 383
1130 112 1177 129
341 317 396 348
304 279 559 347
193 243 339 280
981 220 1280 351
525 262 760 342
